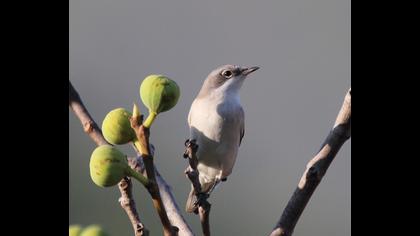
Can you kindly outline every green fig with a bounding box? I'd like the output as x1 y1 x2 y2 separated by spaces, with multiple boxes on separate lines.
102 108 135 145
69 225 83 236
79 225 109 236
89 145 148 187
140 74 180 128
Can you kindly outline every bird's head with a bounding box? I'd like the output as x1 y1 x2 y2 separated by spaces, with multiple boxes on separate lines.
199 64 259 97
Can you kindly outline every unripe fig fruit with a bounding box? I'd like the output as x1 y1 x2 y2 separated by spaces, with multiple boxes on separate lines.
140 74 180 127
69 225 83 236
89 145 148 187
79 225 109 236
102 108 135 145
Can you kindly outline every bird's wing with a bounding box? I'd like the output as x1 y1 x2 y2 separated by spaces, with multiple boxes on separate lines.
239 107 245 146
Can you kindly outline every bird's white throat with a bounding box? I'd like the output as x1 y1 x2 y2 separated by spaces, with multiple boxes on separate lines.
211 84 241 106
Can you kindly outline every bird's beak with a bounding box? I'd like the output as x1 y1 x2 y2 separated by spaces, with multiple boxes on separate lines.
241 66 260 76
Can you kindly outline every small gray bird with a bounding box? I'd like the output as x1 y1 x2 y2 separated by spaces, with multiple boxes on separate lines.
185 64 259 213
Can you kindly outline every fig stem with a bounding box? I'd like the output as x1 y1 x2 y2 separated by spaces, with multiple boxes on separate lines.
143 111 157 128
127 167 150 186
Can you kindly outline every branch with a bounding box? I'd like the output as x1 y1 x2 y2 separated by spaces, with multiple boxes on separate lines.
129 151 195 236
198 203 211 236
184 140 211 236
156 169 195 236
130 115 179 236
69 80 149 236
269 88 351 236
69 81 108 146
118 177 149 236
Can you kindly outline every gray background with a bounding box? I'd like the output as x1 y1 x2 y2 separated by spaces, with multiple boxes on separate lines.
69 0 350 235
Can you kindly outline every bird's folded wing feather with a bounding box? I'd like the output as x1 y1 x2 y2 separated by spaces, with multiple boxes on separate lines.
239 107 245 146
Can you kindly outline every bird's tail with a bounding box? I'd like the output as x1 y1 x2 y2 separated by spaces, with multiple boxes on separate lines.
185 185 198 214
185 176 219 214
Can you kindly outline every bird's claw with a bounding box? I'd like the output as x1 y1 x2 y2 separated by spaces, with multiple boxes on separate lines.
183 139 198 158
184 139 191 147
185 139 198 149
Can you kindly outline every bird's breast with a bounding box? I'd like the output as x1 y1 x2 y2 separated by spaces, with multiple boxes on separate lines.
189 96 241 144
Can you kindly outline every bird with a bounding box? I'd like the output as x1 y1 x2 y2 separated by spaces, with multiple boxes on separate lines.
185 64 259 213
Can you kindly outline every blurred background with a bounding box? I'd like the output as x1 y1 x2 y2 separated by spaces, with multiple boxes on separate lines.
69 0 350 235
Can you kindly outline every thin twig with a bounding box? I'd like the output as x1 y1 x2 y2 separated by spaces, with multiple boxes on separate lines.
184 140 211 236
69 80 149 236
130 115 179 236
269 88 351 236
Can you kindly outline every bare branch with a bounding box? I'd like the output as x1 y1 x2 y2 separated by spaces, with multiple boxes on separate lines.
119 177 150 236
69 81 108 146
155 169 195 236
198 202 211 236
269 88 351 236
69 80 149 236
184 141 202 194
129 152 195 236
184 140 211 236
130 116 179 236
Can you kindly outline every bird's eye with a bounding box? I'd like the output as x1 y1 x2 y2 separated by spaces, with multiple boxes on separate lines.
222 70 233 78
